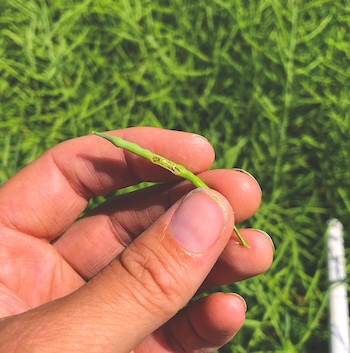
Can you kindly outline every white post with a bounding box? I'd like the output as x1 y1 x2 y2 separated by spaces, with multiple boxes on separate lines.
327 219 349 353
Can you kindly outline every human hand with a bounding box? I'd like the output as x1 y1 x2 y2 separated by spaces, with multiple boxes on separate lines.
0 127 274 352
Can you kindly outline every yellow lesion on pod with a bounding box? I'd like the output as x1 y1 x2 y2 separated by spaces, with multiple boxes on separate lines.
172 165 181 175
151 156 180 175
152 156 161 163
160 159 174 170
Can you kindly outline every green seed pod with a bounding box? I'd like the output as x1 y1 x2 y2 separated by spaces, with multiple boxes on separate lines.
92 131 248 247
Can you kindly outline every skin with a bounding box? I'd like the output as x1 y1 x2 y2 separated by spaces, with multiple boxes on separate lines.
0 127 274 353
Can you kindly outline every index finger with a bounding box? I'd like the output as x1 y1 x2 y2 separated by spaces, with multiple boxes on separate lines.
0 127 215 240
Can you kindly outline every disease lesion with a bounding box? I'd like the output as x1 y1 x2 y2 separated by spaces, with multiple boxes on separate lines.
171 165 181 175
151 156 181 176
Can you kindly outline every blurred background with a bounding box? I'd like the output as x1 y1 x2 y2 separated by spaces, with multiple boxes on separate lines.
1 0 349 352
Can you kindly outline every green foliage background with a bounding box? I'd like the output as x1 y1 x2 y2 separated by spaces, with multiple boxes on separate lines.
1 0 349 352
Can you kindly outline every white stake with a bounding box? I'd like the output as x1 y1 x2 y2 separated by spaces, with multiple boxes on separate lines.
327 219 349 353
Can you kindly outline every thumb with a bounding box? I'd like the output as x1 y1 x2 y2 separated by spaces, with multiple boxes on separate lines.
86 188 234 351
1 189 234 353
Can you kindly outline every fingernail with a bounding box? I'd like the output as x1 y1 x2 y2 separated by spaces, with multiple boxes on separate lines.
254 229 275 254
233 168 262 195
227 293 248 312
170 189 228 252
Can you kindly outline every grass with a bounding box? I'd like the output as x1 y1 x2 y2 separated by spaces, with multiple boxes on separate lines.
1 0 350 351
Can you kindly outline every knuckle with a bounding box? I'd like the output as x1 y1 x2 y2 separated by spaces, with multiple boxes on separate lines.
119 239 186 313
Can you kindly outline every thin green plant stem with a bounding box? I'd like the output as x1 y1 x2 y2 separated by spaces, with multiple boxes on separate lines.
92 131 248 247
